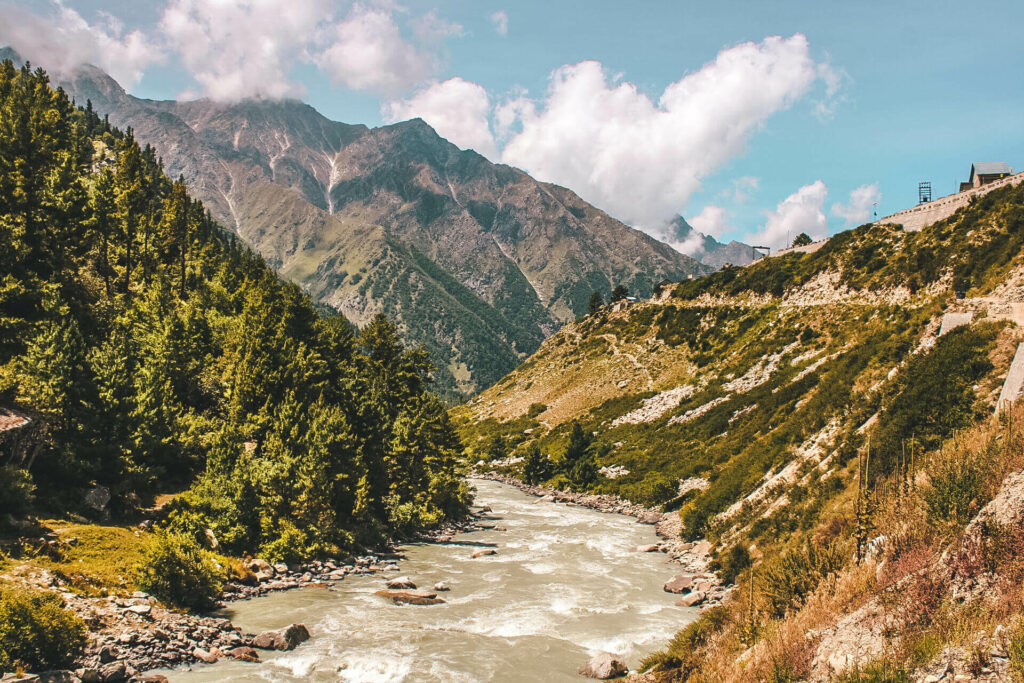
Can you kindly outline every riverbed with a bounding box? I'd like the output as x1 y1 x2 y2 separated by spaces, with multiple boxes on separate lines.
163 479 696 682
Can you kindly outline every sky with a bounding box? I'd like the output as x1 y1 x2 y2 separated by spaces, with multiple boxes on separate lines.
2 0 1022 254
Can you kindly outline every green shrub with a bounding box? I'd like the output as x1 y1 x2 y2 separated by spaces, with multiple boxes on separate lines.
134 531 224 611
0 465 35 516
640 605 730 672
527 403 547 418
710 544 752 584
923 454 988 530
1010 623 1024 682
760 540 846 618
0 586 87 672
621 472 677 507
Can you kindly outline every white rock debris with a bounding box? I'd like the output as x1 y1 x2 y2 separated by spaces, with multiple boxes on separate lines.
611 385 695 426
669 395 731 425
722 341 800 394
598 465 630 479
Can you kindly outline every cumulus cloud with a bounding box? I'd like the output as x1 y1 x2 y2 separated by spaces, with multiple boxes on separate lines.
747 181 828 249
500 34 831 228
316 3 435 95
689 205 733 239
385 77 498 159
491 10 508 36
0 1 162 87
160 0 329 100
832 183 881 226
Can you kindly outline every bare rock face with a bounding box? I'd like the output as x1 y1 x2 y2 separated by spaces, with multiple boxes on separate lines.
252 623 311 650
578 652 628 679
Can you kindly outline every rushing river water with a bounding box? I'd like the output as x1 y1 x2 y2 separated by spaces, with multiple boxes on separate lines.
164 480 696 682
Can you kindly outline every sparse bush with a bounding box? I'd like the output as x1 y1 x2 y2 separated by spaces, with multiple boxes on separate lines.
640 605 731 672
0 586 87 672
621 472 676 507
134 531 224 611
760 540 846 618
1009 620 1024 681
923 454 988 530
527 402 547 418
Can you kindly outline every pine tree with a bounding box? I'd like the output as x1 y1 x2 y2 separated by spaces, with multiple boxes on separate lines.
521 444 553 485
588 291 604 315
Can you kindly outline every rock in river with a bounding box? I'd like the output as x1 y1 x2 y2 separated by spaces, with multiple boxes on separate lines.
385 576 417 589
471 548 497 558
578 652 628 679
252 623 311 651
374 589 445 606
663 573 694 593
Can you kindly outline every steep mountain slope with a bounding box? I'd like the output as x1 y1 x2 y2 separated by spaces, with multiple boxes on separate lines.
34 51 708 396
455 183 1024 680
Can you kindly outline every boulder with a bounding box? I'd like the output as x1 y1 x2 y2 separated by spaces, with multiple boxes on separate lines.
677 591 706 607
76 670 101 683
193 647 221 664
84 486 111 512
252 623 311 650
247 558 273 574
374 589 445 605
272 562 289 574
433 581 451 592
471 548 497 558
98 661 126 683
385 576 417 589
696 580 714 593
578 652 628 679
636 544 659 553
126 604 152 616
228 646 262 663
663 574 694 593
638 511 662 524
479 506 492 513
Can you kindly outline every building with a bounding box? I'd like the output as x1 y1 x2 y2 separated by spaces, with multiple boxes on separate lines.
960 162 1015 192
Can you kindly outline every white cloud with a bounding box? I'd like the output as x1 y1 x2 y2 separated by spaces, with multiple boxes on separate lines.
832 183 881 226
500 34 832 229
490 10 508 36
0 2 162 87
748 180 828 249
316 4 434 96
385 78 498 159
728 176 760 204
160 0 330 100
668 229 706 259
689 205 733 239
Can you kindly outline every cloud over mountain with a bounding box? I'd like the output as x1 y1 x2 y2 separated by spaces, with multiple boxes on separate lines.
748 180 829 249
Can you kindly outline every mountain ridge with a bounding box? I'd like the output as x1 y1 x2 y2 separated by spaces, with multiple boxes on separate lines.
15 48 710 396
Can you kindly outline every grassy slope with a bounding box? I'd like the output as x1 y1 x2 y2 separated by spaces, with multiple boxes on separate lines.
454 183 1024 679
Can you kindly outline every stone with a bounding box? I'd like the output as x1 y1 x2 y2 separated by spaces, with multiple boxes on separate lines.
228 646 262 663
203 528 219 550
636 544 659 552
677 591 706 607
386 576 417 589
84 485 111 512
696 580 714 593
127 604 152 615
77 670 101 683
247 558 273 574
193 648 220 664
135 677 169 683
252 623 311 651
433 581 451 592
98 645 117 663
638 511 661 524
374 589 445 605
663 574 694 593
471 548 497 558
99 661 126 682
479 506 492 512
272 563 289 574
578 652 628 679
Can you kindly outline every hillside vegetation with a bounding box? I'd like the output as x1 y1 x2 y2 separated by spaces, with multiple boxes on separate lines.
0 60 468 566
456 182 1024 680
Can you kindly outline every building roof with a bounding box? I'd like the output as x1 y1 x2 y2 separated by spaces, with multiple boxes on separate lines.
972 162 1014 177
0 407 30 433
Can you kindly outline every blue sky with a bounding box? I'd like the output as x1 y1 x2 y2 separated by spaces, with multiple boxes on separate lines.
3 0 1022 252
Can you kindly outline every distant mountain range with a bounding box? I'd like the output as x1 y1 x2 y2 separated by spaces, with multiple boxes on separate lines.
4 48 718 396
667 216 757 269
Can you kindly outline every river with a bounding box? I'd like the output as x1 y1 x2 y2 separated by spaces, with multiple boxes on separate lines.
163 480 696 682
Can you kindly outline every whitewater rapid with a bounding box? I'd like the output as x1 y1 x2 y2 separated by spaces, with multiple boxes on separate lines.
163 479 697 682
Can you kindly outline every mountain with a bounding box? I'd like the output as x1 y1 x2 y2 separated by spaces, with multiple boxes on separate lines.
455 182 1024 679
668 215 757 269
30 51 709 397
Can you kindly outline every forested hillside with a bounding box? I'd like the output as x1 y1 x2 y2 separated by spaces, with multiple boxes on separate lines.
0 60 469 562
